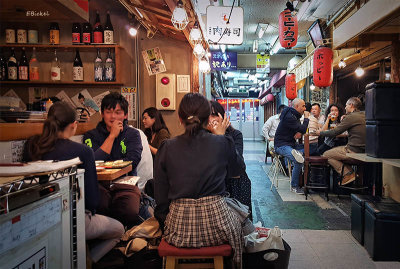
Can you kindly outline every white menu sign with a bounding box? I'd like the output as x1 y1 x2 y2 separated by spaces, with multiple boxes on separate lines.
206 6 243 45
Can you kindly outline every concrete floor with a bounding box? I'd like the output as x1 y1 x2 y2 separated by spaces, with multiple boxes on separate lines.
244 140 400 269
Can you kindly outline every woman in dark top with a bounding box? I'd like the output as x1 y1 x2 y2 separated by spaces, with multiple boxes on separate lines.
154 93 245 269
318 103 347 155
23 102 124 261
209 100 252 220
142 107 170 157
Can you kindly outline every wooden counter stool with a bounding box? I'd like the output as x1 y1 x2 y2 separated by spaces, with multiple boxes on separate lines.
303 135 330 200
158 239 232 269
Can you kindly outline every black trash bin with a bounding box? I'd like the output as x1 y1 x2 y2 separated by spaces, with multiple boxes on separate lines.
242 239 291 269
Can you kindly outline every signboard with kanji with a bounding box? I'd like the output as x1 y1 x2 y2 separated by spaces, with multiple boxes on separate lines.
211 51 237 71
206 6 244 45
256 54 270 73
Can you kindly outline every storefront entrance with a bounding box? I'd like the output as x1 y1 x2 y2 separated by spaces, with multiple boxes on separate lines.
217 98 263 140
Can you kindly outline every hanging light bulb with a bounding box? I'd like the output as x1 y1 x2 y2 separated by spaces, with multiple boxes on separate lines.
199 55 211 73
189 21 202 44
128 19 141 37
310 84 316 90
171 0 189 30
338 59 346 68
193 43 205 58
355 65 365 77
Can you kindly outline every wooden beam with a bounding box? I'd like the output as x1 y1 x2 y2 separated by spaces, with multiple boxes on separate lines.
392 38 400 83
126 2 171 19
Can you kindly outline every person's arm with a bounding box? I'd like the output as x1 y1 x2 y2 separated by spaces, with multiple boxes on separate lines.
320 114 354 137
81 146 100 214
231 129 244 157
262 118 273 140
100 120 123 155
83 130 109 160
150 129 170 155
124 128 143 170
154 141 170 229
321 116 330 131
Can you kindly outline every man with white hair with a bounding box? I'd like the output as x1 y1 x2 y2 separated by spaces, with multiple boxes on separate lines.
262 104 286 163
316 97 366 185
274 98 310 194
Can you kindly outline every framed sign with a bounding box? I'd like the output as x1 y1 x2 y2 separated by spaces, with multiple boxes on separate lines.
210 51 237 71
121 87 137 121
142 47 166 76
256 54 270 73
177 75 190 93
206 6 243 45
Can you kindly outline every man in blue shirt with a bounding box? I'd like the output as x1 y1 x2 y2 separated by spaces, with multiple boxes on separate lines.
274 98 310 194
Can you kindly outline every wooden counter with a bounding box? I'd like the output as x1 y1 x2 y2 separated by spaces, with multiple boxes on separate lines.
0 121 98 141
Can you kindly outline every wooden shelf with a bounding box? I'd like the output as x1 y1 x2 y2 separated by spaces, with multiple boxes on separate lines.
0 81 123 86
0 44 120 52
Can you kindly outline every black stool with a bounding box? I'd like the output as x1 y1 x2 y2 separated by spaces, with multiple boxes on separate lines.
304 156 330 201
364 201 400 261
350 194 396 245
338 159 368 195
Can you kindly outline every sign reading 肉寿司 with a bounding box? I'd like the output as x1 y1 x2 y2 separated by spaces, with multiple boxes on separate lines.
206 6 243 45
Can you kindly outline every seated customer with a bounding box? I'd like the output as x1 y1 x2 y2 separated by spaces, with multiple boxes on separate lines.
23 102 124 262
316 97 366 185
83 92 143 227
318 103 347 155
154 93 245 269
302 102 319 155
274 98 310 194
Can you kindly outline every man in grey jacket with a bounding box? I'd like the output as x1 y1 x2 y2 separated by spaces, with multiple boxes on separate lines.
316 97 366 185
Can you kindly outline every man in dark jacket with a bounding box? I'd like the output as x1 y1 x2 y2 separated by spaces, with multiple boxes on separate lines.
274 98 310 194
83 92 143 227
317 97 366 185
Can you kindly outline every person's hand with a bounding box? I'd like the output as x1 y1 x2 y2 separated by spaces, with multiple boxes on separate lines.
315 129 321 136
211 113 230 135
327 113 332 121
268 138 274 141
304 111 310 118
294 132 302 139
110 120 123 138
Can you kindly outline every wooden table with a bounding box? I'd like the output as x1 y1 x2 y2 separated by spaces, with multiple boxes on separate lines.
97 165 132 181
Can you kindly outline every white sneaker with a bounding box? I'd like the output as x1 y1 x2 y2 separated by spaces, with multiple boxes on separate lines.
291 149 304 163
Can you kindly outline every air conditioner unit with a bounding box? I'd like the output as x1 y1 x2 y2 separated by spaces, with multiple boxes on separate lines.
233 78 254 86
228 91 249 97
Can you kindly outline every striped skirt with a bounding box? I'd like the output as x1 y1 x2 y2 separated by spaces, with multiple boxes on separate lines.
164 195 243 269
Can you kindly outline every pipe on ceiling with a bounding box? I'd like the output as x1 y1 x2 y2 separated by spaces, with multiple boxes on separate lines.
326 0 357 26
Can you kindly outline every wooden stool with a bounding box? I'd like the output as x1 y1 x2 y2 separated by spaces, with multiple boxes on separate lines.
158 239 232 269
338 159 368 196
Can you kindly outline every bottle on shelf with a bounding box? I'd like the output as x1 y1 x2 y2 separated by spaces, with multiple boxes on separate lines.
104 11 114 44
7 48 18 81
5 28 16 44
29 47 40 81
104 48 115 82
0 49 7 81
18 47 29 81
72 23 81 44
49 22 60 44
82 23 92 44
45 99 53 112
17 27 27 44
51 49 61 81
28 24 39 44
93 11 103 43
73 49 84 81
94 48 103 82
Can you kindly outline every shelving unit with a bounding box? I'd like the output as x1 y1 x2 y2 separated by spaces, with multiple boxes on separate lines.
0 44 122 85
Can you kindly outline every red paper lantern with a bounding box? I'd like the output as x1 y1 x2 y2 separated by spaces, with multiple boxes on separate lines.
279 9 298 49
266 94 274 102
285 73 297 100
313 47 333 87
161 77 170 85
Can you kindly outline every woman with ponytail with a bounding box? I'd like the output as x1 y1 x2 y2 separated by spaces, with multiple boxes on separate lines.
23 102 124 263
154 93 245 269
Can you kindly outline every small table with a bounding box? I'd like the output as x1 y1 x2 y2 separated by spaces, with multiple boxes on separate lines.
97 165 132 181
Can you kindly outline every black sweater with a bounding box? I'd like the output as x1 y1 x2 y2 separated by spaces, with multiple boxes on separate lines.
154 129 245 226
274 107 309 148
23 139 100 214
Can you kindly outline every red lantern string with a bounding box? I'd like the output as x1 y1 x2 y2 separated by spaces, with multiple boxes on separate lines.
285 73 297 100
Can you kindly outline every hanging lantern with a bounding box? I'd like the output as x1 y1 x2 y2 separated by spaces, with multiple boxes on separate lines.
171 0 189 30
313 46 333 87
193 43 205 58
189 21 202 44
199 55 211 73
279 9 298 49
285 73 297 100
266 94 274 102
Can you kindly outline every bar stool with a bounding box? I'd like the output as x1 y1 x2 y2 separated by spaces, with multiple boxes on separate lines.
303 135 330 200
338 159 369 196
268 145 289 190
158 239 232 269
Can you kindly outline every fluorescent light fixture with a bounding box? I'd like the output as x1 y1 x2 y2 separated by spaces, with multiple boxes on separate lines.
220 44 226 53
256 23 269 39
253 40 258 53
270 36 280 55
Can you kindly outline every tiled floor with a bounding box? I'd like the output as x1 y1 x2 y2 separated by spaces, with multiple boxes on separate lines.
243 140 400 269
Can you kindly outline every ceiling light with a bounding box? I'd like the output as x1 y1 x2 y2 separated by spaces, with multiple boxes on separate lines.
128 19 141 37
171 0 189 30
310 84 316 90
256 23 269 39
199 55 211 73
385 73 391 80
193 43 205 58
355 66 365 77
189 21 202 44
253 40 258 53
338 59 346 68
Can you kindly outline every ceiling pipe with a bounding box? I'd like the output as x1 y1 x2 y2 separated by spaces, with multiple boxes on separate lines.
326 0 357 26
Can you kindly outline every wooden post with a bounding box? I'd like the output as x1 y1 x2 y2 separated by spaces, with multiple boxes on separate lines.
191 54 199 93
391 38 400 83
